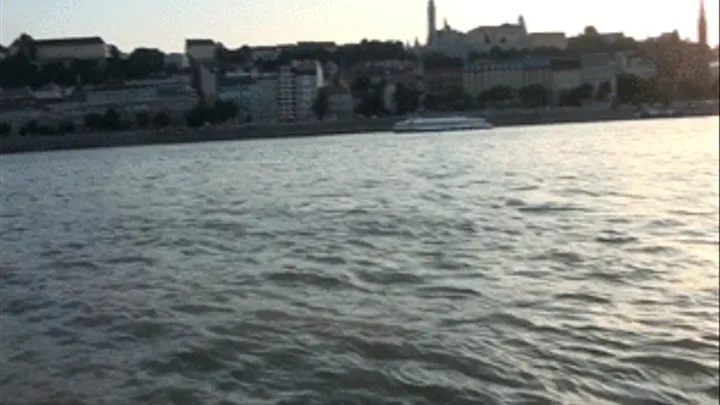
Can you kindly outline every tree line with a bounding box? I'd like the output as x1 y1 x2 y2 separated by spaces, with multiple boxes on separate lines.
0 99 241 137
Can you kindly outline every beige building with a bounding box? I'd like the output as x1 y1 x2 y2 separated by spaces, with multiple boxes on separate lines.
185 39 216 63
464 59 552 97
580 53 617 87
528 33 568 50
33 37 109 63
551 58 583 92
424 68 464 95
426 2 567 57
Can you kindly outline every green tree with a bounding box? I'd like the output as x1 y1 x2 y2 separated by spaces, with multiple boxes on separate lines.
185 107 205 127
518 84 550 107
210 99 239 123
393 83 422 115
478 85 515 107
103 108 121 130
312 87 330 120
0 122 11 137
58 121 74 133
583 26 600 36
153 112 170 128
355 91 385 117
135 111 151 128
595 81 612 101
84 113 104 130
126 48 165 79
557 88 583 107
576 83 594 101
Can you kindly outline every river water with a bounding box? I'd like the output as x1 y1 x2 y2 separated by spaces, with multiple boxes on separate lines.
0 117 718 405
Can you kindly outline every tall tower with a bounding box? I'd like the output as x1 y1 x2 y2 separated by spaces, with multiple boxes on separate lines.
427 0 437 46
698 0 707 45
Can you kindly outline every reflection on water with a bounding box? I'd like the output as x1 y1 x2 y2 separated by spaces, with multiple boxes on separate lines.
1 117 718 405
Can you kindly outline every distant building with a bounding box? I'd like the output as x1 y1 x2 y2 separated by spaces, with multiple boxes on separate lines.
0 88 42 134
277 66 295 122
83 75 196 113
550 58 583 93
185 39 216 63
296 41 337 53
425 1 566 57
325 85 354 119
710 61 719 81
698 0 708 46
217 73 254 120
251 46 282 62
463 60 527 96
32 36 109 64
614 51 656 79
254 75 279 124
164 53 190 69
294 61 324 121
528 33 568 50
198 65 218 104
424 67 463 95
580 53 617 88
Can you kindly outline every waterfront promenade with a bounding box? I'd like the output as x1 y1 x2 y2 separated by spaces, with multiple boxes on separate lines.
0 105 716 155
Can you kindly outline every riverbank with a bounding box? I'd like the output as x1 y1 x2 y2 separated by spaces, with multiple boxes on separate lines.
0 106 717 155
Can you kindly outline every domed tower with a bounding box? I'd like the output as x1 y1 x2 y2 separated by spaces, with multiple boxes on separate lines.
518 15 527 33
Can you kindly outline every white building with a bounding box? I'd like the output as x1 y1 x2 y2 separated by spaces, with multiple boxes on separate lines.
294 61 324 121
81 76 196 115
295 74 317 121
614 51 656 79
278 66 295 122
185 39 216 63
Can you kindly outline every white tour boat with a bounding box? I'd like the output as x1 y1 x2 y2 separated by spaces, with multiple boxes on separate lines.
392 116 494 133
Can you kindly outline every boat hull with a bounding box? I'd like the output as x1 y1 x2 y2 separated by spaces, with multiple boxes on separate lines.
393 123 493 133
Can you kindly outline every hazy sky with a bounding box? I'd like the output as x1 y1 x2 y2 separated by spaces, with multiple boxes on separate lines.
1 0 717 52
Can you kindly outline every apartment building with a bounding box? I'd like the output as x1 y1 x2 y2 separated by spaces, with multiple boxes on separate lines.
277 66 295 122
463 60 525 96
614 51 656 79
580 53 617 88
295 73 317 121
424 68 464 95
217 72 277 123
550 58 583 92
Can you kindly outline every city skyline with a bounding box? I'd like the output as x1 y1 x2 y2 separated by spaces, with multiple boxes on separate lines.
1 0 718 52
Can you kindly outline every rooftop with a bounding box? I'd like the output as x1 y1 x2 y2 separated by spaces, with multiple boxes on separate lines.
33 36 105 46
186 39 215 46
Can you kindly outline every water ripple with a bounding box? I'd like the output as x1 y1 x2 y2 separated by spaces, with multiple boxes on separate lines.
0 118 718 405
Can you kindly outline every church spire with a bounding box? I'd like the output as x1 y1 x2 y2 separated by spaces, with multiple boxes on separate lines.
698 0 707 45
427 0 437 46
